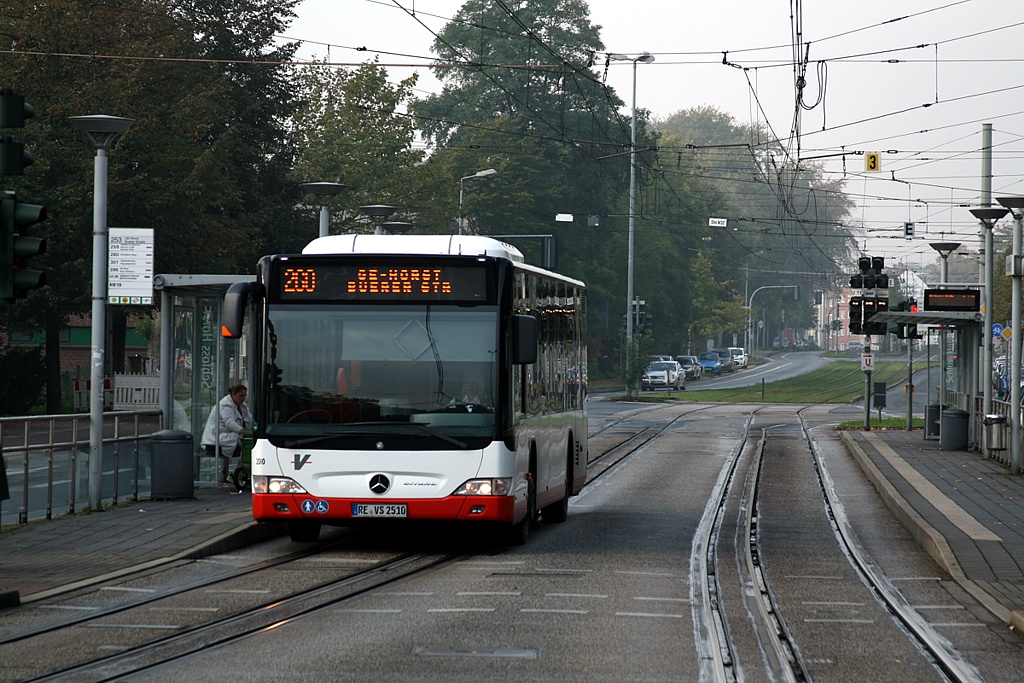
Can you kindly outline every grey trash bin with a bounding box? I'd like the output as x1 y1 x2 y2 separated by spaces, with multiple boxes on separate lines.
151 429 194 499
983 414 1007 451
924 403 946 440
939 408 969 451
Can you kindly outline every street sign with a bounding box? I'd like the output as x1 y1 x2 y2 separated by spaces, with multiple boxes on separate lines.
1003 327 1013 340
993 323 1004 338
708 217 728 228
861 353 874 372
107 227 154 305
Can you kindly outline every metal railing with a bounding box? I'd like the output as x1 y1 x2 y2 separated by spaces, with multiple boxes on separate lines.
0 410 164 529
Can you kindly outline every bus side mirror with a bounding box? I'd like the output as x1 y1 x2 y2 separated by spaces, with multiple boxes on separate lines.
221 281 260 338
513 314 537 365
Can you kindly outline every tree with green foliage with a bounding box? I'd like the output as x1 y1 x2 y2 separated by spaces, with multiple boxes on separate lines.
291 60 433 231
411 0 662 373
0 0 303 412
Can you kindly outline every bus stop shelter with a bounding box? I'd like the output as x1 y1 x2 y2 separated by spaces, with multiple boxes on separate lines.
869 308 983 445
154 274 254 485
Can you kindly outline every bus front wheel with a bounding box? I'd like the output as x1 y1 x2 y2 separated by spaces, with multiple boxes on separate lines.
507 475 536 546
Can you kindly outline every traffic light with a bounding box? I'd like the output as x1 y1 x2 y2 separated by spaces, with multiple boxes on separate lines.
849 296 863 334
0 190 47 301
268 363 283 389
906 299 921 339
864 296 889 335
862 296 877 335
0 89 34 176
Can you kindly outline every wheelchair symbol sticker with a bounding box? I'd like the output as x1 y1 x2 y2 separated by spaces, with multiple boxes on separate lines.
301 500 330 514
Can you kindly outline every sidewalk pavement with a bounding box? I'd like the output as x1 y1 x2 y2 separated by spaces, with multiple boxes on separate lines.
841 428 1024 633
1 429 1023 636
0 487 284 608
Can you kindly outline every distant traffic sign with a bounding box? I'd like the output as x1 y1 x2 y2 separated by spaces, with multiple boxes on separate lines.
708 217 728 228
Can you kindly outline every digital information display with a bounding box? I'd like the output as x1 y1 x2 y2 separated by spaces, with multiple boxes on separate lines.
924 288 981 312
273 260 490 302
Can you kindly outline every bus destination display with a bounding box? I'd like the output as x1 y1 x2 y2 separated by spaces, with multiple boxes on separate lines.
276 262 489 302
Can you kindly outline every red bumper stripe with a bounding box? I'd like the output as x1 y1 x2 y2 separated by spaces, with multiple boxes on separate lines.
252 494 515 523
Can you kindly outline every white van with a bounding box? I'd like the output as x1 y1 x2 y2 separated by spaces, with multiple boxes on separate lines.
728 347 747 368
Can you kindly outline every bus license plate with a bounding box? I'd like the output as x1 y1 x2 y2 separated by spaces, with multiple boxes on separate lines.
352 504 407 518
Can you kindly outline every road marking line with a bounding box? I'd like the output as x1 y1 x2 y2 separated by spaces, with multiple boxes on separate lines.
545 593 608 599
521 608 588 614
615 612 686 618
805 618 875 624
865 433 1003 542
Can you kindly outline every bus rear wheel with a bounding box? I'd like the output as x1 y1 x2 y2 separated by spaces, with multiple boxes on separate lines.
289 520 321 543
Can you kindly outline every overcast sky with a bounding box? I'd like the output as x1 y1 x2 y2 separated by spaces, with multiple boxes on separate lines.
284 0 1024 270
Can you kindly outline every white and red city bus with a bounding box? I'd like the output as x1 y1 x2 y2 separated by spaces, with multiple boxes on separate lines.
221 234 587 543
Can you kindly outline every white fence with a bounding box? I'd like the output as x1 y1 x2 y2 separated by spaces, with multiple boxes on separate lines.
73 374 160 412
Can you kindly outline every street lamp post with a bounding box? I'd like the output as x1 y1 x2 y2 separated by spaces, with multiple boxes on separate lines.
998 197 1024 475
69 114 134 512
970 207 1009 448
301 182 347 238
458 169 497 235
609 51 654 390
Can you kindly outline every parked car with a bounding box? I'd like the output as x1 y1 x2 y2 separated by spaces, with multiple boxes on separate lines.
698 351 724 376
675 355 702 380
711 349 735 373
728 346 747 369
641 360 685 391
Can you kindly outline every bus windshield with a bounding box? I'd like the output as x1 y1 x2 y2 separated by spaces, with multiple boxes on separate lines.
262 305 499 446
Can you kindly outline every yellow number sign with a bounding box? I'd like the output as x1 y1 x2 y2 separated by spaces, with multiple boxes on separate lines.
865 152 880 173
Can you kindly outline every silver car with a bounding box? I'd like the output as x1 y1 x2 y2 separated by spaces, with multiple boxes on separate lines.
642 360 685 391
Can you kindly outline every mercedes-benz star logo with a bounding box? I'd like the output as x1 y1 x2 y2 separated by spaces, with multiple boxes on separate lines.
369 474 391 495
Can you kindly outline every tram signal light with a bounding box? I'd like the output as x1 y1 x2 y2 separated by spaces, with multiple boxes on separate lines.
1 190 47 301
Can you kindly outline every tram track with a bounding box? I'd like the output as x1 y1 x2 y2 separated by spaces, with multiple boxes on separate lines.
799 412 983 683
20 550 464 682
692 404 984 683
3 405 698 681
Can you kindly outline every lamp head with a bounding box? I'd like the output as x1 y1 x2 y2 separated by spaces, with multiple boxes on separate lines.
930 242 961 258
301 182 347 198
359 204 398 218
969 206 1009 226
996 196 1024 217
68 114 134 150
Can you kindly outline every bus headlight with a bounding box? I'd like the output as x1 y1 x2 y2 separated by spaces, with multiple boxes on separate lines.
252 476 307 494
454 478 511 496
